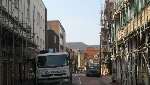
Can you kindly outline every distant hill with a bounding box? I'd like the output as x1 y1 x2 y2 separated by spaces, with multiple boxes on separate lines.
87 45 100 48
66 42 99 51
66 42 88 51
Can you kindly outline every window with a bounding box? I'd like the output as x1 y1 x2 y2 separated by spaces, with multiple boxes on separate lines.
131 6 135 19
27 0 30 6
37 36 39 45
146 0 150 4
43 40 44 45
14 0 19 8
27 0 30 22
37 55 69 67
54 36 57 44
128 6 131 21
0 0 2 6
40 39 42 46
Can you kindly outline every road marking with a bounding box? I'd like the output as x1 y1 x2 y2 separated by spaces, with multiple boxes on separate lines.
79 77 82 85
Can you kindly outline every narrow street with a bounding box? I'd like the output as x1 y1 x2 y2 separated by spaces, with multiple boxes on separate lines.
1 0 150 85
72 73 111 85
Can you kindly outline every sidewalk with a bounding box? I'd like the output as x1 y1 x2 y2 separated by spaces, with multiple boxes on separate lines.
100 75 120 85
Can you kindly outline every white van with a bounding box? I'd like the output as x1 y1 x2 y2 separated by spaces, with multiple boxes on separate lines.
36 52 72 85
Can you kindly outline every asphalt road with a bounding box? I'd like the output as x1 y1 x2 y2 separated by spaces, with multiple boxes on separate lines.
72 73 111 85
37 73 113 85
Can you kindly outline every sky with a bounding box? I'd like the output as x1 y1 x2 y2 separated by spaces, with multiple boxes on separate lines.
43 0 104 45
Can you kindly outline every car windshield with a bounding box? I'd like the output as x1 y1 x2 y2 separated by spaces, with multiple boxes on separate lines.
89 64 99 69
37 54 69 67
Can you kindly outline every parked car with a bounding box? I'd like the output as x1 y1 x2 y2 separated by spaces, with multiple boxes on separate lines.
86 64 100 77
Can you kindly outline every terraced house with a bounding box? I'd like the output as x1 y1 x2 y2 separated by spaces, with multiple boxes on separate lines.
110 0 150 85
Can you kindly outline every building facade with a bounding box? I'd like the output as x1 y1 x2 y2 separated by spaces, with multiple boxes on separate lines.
47 20 66 52
84 47 99 60
84 47 99 67
45 26 59 52
110 0 150 85
100 0 114 75
31 0 46 50
0 0 46 85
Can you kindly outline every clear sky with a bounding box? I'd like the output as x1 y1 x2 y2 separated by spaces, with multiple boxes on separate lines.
43 0 104 45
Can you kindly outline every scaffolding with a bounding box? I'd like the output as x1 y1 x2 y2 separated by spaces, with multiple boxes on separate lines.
111 0 150 85
0 0 37 85
100 0 114 75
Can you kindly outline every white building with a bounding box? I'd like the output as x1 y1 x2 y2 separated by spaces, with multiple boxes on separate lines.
0 0 46 84
30 0 46 50
1 0 46 50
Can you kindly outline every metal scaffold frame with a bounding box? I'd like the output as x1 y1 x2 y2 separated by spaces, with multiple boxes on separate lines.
111 0 150 85
100 0 114 76
0 0 37 85
115 28 150 85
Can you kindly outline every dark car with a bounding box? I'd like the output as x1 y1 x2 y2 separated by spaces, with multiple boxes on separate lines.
86 64 100 77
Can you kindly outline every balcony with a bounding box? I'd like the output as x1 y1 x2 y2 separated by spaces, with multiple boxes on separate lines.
117 6 150 41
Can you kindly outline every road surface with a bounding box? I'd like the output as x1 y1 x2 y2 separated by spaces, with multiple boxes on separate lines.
72 73 112 85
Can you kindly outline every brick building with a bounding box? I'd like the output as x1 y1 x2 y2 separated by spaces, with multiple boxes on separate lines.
45 26 59 52
84 47 99 64
47 20 66 52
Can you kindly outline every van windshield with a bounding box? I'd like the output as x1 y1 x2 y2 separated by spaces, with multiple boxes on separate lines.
37 54 69 67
